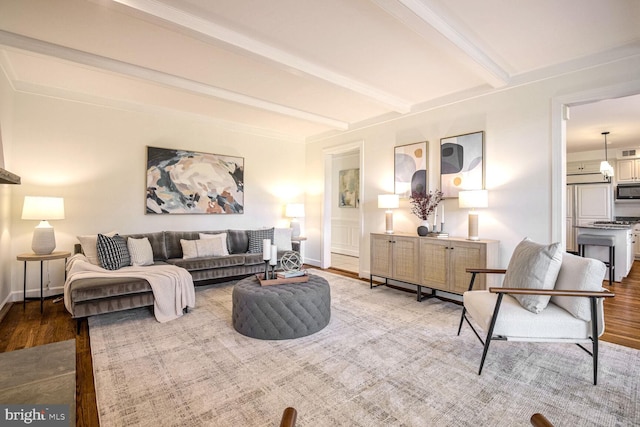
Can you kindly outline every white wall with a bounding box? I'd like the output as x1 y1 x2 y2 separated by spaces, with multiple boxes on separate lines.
331 151 360 256
0 66 15 307
304 56 640 275
6 92 306 301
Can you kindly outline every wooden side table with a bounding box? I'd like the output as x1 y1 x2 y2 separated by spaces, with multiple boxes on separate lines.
17 251 71 313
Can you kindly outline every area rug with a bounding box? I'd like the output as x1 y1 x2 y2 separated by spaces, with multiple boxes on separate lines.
89 271 640 426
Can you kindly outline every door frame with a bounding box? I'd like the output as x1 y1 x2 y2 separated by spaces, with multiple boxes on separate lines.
322 140 365 271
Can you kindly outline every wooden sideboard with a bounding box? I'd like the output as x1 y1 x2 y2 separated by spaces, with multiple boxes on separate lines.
370 233 500 299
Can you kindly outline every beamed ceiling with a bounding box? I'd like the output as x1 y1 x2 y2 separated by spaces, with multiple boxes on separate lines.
0 0 639 147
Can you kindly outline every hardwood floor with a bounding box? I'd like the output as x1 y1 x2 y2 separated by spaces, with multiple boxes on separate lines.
0 299 98 427
0 266 638 427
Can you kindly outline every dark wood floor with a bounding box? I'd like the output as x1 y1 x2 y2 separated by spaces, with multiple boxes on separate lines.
0 266 638 427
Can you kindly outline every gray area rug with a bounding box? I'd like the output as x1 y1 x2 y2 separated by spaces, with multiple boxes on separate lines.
89 271 640 426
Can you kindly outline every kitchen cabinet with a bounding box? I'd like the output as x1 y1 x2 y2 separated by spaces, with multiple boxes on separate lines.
370 233 499 296
576 183 612 220
370 234 419 284
634 224 640 259
567 160 602 175
616 159 640 182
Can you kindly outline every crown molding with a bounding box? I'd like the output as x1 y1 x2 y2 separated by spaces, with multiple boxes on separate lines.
0 30 348 131
109 0 412 113
373 0 510 88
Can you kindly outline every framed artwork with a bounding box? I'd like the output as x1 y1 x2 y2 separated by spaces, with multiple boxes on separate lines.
394 141 428 198
146 146 244 214
440 131 484 198
338 168 359 208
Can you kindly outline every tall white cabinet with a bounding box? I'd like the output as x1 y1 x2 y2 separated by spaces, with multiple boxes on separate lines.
566 183 613 251
575 183 612 221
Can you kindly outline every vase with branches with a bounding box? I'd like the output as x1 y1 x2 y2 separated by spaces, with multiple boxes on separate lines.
410 190 443 235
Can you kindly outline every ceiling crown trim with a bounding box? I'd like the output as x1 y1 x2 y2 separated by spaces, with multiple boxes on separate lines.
0 30 348 130
110 0 412 113
374 0 510 88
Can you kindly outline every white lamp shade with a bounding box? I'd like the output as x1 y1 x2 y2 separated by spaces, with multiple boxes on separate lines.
285 203 305 218
378 194 399 209
22 196 65 220
458 190 488 209
22 196 64 255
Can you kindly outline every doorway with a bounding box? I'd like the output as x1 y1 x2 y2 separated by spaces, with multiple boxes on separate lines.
322 141 364 275
552 81 640 246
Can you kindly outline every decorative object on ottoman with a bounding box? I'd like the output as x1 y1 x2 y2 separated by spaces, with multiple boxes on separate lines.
232 274 331 340
280 251 302 272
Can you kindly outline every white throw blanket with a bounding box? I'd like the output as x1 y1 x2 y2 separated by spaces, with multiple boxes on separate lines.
64 254 196 323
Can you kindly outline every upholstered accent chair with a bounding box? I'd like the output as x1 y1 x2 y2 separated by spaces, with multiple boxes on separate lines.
458 239 615 385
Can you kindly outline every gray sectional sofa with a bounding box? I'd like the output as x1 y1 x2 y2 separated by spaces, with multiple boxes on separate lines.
67 229 299 323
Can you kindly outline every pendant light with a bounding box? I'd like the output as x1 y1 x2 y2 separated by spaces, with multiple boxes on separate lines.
600 131 614 178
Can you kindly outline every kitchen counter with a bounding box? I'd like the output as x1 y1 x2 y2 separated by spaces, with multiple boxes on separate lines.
575 224 632 230
575 225 633 282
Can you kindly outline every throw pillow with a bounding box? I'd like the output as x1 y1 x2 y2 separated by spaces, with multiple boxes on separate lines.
247 228 274 253
551 252 606 321
502 238 563 314
199 233 230 256
273 228 293 251
180 238 226 259
78 231 117 265
97 233 131 270
127 237 154 266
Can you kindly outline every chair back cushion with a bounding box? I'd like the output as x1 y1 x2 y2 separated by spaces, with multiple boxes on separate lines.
503 238 563 313
551 252 606 321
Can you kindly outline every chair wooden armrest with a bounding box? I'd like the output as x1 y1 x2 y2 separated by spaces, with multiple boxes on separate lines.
490 287 615 298
530 413 554 427
280 407 297 427
466 268 507 275
464 268 507 293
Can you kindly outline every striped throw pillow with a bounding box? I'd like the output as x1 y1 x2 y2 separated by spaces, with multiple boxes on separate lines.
97 234 131 270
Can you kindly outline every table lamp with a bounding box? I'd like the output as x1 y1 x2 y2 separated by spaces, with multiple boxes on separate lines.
378 194 399 234
458 190 488 241
22 196 65 254
285 203 305 238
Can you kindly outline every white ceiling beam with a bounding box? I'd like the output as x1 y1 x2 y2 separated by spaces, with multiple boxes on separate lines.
110 0 412 113
0 30 348 130
374 0 510 88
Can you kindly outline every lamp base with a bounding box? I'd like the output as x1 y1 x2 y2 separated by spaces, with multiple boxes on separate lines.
32 221 56 255
290 219 301 239
385 211 394 234
467 212 479 241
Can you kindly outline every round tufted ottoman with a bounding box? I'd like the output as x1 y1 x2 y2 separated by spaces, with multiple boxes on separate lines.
232 274 331 340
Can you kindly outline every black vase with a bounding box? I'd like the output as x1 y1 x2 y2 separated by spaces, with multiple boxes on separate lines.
417 222 429 236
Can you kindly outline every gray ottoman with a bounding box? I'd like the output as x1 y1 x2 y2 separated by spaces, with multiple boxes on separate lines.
232 274 331 340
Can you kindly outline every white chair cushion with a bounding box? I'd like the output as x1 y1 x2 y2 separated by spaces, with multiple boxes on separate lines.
502 238 563 313
551 252 606 321
463 290 603 339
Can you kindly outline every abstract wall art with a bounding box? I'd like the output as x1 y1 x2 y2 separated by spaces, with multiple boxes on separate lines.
338 168 359 208
146 146 244 214
440 131 484 198
394 141 428 198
